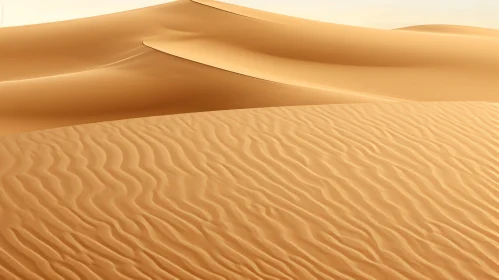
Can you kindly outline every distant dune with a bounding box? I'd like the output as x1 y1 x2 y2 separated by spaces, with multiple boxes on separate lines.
1 0 499 279
397 24 499 38
1 102 498 279
1 0 499 134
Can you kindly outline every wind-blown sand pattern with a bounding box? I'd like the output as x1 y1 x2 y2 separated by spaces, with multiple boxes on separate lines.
1 0 499 279
1 102 499 279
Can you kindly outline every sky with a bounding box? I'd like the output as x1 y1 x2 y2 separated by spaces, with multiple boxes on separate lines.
0 0 498 29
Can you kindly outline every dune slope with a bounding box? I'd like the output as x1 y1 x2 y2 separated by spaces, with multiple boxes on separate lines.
1 102 498 279
0 0 499 135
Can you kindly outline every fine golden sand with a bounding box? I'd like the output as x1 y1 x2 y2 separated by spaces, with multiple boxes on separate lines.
0 0 498 279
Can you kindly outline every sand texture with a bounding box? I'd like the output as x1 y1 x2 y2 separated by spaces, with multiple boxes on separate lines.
1 0 499 279
1 102 499 279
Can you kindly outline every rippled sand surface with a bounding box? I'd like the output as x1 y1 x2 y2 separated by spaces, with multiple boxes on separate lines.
1 102 499 279
1 0 499 279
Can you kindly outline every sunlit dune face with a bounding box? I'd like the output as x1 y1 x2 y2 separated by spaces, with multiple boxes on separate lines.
1 0 499 135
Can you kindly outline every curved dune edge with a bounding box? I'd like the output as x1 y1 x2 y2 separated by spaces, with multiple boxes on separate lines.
142 42 399 103
195 0 499 39
144 0 499 103
190 0 316 24
1 101 499 279
1 0 499 136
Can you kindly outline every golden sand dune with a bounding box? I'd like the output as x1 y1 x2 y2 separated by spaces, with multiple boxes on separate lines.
1 1 499 279
1 102 498 279
1 0 499 135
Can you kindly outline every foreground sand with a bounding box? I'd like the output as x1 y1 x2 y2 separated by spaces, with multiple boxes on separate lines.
1 102 498 279
1 0 499 134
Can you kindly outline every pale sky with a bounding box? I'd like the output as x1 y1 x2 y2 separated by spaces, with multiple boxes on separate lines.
0 0 498 29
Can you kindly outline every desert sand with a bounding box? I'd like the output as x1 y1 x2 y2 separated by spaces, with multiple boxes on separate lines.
1 0 499 135
0 0 499 279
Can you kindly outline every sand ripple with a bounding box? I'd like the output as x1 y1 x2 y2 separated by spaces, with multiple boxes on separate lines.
0 102 498 279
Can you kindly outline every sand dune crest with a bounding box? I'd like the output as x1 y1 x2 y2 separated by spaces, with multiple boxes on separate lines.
0 0 499 135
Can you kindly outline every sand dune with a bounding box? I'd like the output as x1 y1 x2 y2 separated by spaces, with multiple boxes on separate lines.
1 0 499 134
1 102 498 279
1 0 499 279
